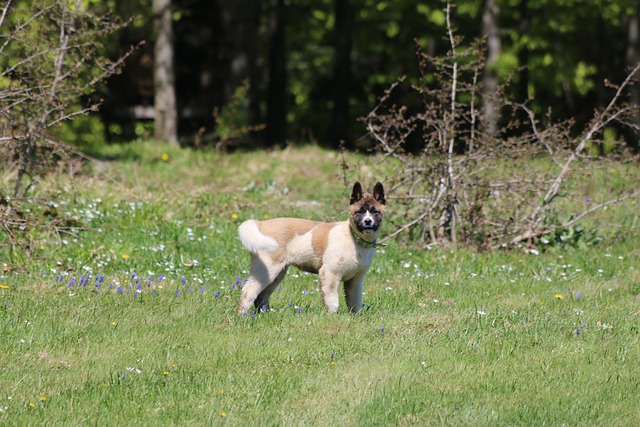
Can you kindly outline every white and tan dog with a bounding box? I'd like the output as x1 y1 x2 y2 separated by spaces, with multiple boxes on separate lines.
237 182 386 315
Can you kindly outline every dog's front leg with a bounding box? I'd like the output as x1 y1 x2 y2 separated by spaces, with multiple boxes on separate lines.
344 274 365 313
319 269 341 313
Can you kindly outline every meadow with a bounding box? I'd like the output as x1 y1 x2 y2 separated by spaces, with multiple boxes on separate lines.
1 142 639 426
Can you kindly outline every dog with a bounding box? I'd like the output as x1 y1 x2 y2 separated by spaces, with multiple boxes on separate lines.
236 182 386 315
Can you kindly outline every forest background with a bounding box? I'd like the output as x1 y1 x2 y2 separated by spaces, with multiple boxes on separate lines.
6 0 640 151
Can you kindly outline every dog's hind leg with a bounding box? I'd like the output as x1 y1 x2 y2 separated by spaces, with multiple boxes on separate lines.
237 254 286 315
254 266 288 311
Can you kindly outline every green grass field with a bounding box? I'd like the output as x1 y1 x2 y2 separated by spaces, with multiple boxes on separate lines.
1 142 639 425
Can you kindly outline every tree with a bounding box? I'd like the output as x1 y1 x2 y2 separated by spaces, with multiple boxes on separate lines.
481 0 500 137
0 0 128 261
153 0 178 143
265 0 287 146
330 0 354 148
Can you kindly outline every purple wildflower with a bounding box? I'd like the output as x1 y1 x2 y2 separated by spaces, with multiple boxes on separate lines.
68 277 75 287
576 292 581 301
214 290 220 298
117 285 123 294
175 289 180 297
182 277 187 285
199 287 204 294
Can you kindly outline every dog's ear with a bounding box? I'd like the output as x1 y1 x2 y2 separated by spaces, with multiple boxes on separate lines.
373 182 386 205
350 182 364 205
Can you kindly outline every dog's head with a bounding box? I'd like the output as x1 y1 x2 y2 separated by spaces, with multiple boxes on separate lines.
349 182 386 239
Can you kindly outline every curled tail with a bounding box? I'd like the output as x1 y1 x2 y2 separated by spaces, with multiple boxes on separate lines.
238 220 278 253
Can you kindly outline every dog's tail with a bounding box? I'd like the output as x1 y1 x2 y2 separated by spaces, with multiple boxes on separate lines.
238 220 278 254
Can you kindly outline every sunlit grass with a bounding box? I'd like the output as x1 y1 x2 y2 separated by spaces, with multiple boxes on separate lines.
1 142 639 425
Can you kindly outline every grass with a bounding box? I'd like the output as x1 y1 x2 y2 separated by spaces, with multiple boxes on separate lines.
1 142 639 425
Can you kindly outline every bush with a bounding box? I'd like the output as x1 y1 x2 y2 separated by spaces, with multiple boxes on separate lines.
366 4 640 250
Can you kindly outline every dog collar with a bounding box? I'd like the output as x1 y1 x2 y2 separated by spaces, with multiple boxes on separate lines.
351 226 384 249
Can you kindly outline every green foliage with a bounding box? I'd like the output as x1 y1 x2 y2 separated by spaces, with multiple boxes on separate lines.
537 208 600 250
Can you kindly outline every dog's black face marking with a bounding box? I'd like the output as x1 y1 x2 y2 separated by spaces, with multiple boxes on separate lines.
353 201 384 233
350 182 385 235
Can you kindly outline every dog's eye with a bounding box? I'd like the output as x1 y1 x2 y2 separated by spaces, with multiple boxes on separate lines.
357 207 366 214
369 208 379 214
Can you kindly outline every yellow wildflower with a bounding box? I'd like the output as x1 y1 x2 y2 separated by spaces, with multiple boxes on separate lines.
122 254 130 260
0 284 9 289
161 153 170 161
555 294 564 300
231 213 238 220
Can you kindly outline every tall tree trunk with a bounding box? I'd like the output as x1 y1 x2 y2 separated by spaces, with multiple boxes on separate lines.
481 0 501 138
153 0 178 143
219 0 261 145
331 0 354 148
517 0 530 103
624 1 640 151
265 0 287 146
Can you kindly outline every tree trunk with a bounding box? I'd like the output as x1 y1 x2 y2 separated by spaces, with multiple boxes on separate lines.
265 0 287 146
624 1 640 150
331 0 354 149
482 0 501 138
517 0 530 103
153 0 178 144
